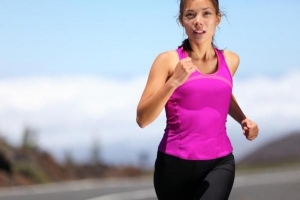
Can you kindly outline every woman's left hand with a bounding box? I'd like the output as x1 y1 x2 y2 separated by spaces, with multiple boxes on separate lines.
241 119 259 141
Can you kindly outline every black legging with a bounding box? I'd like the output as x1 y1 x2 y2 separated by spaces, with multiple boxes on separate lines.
154 151 235 200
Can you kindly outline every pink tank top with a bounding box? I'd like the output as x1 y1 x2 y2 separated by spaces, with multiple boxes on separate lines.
158 47 233 160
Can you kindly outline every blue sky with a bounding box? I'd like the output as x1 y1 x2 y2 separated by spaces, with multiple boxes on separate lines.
1 0 299 79
0 1 300 165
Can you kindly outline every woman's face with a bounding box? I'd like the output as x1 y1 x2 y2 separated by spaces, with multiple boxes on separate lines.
180 0 221 45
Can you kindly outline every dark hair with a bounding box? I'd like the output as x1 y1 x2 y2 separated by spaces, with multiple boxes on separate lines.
177 0 224 51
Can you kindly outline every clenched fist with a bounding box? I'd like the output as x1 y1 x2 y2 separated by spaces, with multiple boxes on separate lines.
241 119 259 141
169 57 197 86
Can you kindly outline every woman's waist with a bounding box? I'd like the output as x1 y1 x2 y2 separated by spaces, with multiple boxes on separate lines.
158 131 233 160
166 113 227 133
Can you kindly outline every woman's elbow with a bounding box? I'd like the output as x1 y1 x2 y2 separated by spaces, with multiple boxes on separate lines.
136 114 149 128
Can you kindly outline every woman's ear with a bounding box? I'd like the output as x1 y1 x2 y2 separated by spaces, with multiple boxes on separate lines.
216 13 221 26
179 19 184 27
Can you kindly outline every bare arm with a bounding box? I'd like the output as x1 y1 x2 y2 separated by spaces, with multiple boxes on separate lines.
136 52 177 128
229 95 247 124
224 50 259 140
223 50 246 123
136 51 195 128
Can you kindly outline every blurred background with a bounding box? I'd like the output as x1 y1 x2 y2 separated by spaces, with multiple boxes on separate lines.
0 0 299 200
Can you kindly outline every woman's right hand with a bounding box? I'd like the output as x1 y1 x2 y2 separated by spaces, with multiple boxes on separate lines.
136 52 196 128
169 57 197 86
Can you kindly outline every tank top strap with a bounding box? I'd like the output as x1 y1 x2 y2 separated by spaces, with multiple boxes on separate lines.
177 47 230 76
214 48 233 83
176 47 188 60
178 47 226 63
214 48 226 66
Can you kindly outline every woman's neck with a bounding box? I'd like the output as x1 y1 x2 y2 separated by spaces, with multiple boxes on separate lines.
189 41 215 61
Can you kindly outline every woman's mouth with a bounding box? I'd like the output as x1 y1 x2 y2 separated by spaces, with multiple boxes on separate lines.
193 30 205 34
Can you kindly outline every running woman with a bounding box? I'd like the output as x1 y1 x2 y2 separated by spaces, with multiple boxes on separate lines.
136 0 259 199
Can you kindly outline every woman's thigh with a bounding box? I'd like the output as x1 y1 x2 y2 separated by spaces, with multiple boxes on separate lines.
197 154 235 200
153 152 198 200
153 152 235 200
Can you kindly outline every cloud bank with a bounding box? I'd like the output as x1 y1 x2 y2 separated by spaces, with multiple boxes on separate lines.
0 70 299 165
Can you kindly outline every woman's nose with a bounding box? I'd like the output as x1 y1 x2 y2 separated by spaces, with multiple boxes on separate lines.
194 16 203 27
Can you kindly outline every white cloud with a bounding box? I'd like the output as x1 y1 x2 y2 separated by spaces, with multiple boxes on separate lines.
0 70 299 165
232 70 300 131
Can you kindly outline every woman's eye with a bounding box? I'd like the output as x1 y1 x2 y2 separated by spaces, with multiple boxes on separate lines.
204 12 211 16
185 13 195 18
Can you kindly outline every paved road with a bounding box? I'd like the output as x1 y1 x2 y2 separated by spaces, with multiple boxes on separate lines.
0 170 299 200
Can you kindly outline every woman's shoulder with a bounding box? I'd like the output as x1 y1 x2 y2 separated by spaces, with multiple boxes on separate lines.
222 49 240 63
152 50 180 69
155 50 179 62
149 49 180 77
222 49 240 76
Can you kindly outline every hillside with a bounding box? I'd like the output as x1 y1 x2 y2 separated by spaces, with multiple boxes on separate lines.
0 137 145 187
237 131 300 169
2 130 300 186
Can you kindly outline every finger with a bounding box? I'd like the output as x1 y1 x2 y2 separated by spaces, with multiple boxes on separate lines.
243 126 249 131
182 57 192 62
246 135 253 140
186 64 196 71
189 68 196 72
190 65 197 70
249 136 257 141
245 120 252 128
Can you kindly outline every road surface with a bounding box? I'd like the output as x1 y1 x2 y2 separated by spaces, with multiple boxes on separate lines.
0 170 299 200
